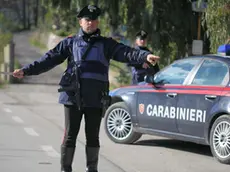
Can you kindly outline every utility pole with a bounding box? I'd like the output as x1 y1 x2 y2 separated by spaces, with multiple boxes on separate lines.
197 12 201 40
191 0 207 55
34 0 39 27
27 0 30 29
22 0 26 29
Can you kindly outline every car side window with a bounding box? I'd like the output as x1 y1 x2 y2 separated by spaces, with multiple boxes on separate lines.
154 58 201 84
191 59 229 86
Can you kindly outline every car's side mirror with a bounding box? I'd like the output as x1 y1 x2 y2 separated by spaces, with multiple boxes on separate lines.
144 75 155 84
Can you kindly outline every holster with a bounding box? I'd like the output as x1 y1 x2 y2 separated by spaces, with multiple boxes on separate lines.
58 69 80 106
58 71 75 95
101 82 111 118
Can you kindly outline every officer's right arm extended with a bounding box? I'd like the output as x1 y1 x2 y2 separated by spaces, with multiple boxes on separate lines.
13 37 72 78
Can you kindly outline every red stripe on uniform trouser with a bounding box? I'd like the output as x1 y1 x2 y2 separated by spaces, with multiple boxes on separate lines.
62 129 66 144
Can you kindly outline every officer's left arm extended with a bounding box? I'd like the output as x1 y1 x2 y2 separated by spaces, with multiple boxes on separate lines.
105 38 150 63
126 46 147 67
126 62 143 68
22 37 72 76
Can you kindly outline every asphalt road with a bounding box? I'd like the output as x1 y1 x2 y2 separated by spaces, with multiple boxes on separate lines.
0 31 228 172
0 85 124 172
1 84 230 172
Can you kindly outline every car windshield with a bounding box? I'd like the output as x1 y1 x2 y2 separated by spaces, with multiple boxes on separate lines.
153 58 201 84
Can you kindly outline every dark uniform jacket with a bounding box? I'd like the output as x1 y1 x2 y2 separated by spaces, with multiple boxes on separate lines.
22 29 150 107
127 46 160 84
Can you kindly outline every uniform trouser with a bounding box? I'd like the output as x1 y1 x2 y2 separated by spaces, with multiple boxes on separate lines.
61 105 102 172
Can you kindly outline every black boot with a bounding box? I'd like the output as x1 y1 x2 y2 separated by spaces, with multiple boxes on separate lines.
61 146 75 172
85 147 99 172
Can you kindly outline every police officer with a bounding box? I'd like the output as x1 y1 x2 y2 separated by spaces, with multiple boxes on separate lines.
12 5 160 172
128 30 160 84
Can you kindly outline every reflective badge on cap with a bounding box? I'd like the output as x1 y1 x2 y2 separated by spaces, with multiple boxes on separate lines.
141 30 146 36
88 5 96 12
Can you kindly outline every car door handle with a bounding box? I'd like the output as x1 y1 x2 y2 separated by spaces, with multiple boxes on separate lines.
205 95 217 100
166 93 177 98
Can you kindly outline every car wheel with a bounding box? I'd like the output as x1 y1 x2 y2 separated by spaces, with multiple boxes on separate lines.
104 102 142 144
210 115 230 164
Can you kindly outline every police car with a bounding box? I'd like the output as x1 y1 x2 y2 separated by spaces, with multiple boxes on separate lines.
104 45 230 164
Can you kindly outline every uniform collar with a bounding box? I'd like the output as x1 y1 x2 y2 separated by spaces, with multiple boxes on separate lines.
77 28 101 38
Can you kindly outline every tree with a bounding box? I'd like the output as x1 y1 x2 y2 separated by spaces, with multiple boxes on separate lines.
123 0 197 64
25 0 200 66
203 0 230 53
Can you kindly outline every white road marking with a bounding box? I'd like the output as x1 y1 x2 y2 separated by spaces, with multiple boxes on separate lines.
12 116 24 123
3 108 12 113
41 145 60 158
24 127 39 136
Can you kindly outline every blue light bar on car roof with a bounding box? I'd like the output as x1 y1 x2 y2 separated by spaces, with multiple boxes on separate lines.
217 44 230 56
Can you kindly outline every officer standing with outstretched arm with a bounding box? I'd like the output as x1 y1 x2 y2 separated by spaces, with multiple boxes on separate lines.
128 30 160 84
12 5 160 172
